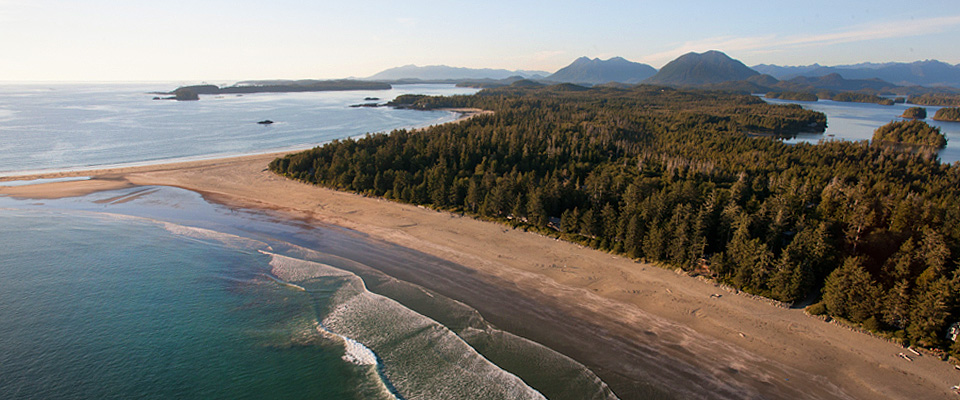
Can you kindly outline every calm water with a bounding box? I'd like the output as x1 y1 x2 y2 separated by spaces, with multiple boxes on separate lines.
0 83 478 175
0 83 620 399
762 97 960 164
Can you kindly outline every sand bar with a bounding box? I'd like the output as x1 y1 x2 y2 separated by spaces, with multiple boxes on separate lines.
2 127 958 399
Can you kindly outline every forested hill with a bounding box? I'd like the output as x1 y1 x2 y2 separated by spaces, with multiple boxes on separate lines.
644 50 759 86
271 83 960 356
545 56 657 85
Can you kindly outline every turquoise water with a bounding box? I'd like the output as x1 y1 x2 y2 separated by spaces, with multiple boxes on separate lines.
0 209 388 399
0 186 619 400
762 97 960 164
0 83 478 175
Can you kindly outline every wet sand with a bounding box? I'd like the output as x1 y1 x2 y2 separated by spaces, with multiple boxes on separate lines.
2 129 958 398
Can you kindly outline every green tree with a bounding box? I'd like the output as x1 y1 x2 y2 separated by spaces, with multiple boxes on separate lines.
823 257 880 323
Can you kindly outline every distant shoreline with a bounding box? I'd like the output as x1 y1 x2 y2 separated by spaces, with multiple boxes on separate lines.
2 109 957 399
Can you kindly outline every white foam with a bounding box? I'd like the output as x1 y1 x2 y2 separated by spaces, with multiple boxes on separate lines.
260 250 353 282
260 249 545 399
314 324 379 366
161 222 268 250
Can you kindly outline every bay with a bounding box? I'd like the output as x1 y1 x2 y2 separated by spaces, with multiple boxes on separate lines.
762 97 960 164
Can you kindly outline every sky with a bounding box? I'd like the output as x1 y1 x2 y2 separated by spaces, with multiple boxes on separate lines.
2 0 959 82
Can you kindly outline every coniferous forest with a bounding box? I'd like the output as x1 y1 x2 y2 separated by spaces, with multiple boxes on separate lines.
270 83 960 356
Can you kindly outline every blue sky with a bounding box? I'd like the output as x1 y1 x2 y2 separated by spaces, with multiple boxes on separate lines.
2 0 959 81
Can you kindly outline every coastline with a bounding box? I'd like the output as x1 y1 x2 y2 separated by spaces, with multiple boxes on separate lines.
2 117 958 399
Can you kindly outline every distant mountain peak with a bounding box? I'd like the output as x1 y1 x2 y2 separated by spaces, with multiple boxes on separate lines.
545 56 657 85
644 50 758 86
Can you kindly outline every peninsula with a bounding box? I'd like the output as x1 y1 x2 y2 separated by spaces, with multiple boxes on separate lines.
159 79 391 99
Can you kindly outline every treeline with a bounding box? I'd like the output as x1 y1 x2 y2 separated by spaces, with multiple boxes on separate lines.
766 91 818 102
271 83 960 355
933 107 960 122
829 92 895 105
909 94 960 107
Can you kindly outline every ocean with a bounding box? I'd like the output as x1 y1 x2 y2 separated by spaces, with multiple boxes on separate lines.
0 83 476 175
0 84 620 399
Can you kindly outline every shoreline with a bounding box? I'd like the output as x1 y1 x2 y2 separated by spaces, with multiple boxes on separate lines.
2 134 958 398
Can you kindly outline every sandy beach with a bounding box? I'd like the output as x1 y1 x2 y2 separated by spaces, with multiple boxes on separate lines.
2 135 958 398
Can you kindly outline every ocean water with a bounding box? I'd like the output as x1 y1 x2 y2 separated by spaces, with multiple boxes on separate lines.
0 187 619 400
762 97 960 164
0 83 478 175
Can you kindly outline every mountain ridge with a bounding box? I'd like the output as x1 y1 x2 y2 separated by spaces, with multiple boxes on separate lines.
366 64 548 81
753 60 960 87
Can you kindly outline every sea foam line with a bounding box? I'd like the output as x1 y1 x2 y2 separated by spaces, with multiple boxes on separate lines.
259 250 401 399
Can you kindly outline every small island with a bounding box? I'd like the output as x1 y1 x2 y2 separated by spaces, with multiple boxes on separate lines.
908 93 960 107
932 107 960 122
900 106 926 119
830 91 894 105
872 120 946 148
765 91 817 102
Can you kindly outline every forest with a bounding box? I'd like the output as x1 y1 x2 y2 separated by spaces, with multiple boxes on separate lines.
765 91 818 102
909 94 960 107
934 107 960 122
829 91 895 105
270 82 960 356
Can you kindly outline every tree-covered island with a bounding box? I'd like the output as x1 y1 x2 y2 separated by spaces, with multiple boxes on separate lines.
933 107 960 122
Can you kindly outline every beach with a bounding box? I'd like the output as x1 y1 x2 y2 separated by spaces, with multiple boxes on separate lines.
2 141 958 398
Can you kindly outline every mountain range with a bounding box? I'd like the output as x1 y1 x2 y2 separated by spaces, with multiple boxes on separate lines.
366 52 960 90
753 60 960 87
366 65 548 81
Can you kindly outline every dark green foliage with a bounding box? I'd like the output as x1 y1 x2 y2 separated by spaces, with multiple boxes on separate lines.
270 83 960 354
933 107 960 122
901 107 926 119
806 302 828 316
831 92 895 105
909 93 960 107
765 91 818 102
823 257 880 323
872 120 947 148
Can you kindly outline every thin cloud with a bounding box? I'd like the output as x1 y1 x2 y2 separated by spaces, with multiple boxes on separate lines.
642 14 960 67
